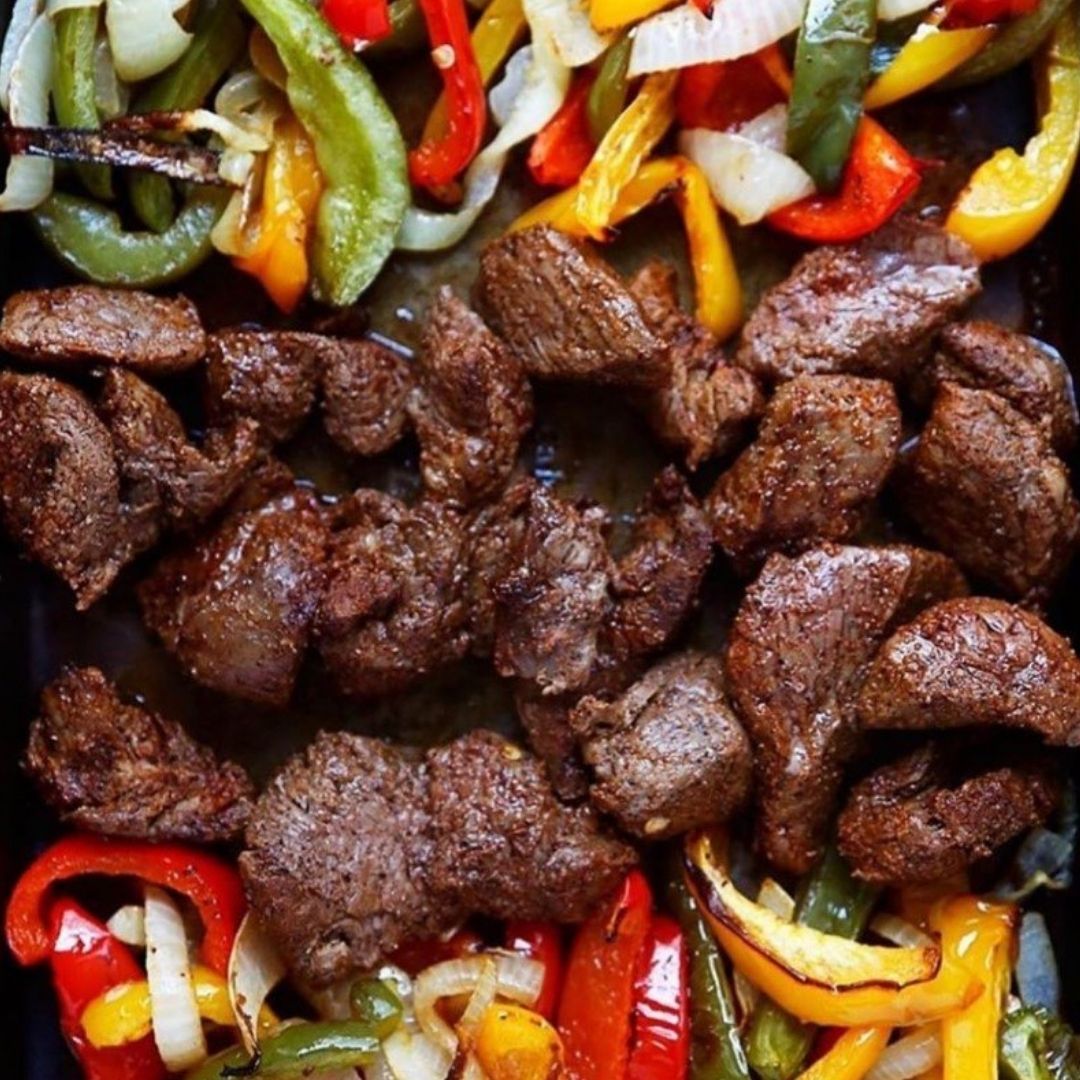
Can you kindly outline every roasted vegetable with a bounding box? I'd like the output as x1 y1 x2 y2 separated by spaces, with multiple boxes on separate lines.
1001 1007 1080 1080
587 35 634 143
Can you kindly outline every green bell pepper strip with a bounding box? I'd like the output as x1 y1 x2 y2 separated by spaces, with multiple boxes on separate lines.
587 35 633 144
128 0 246 233
667 854 751 1080
240 0 409 307
349 977 403 1036
787 0 877 192
53 8 111 200
745 846 880 1080
999 1006 1080 1080
367 0 427 59
33 187 227 288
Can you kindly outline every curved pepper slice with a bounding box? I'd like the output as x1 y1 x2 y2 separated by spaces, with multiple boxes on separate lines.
475 1003 565 1078
676 51 787 131
946 4 1080 261
528 69 598 188
505 922 564 1022
797 1026 891 1079
627 914 690 1080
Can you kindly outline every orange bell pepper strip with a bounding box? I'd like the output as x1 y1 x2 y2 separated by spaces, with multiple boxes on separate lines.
475 1003 566 1079
590 0 680 32
528 69 598 188
797 1027 891 1080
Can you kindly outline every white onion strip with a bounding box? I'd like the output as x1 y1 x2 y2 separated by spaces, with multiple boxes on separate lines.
870 914 934 950
105 0 190 82
522 0 611 67
227 913 286 1055
0 0 43 110
382 1028 454 1080
866 1027 942 1080
106 905 146 948
493 952 544 1006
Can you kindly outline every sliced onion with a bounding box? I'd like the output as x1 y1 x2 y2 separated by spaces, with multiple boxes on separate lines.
737 103 788 151
105 0 191 82
227 913 286 1056
1016 912 1061 1013
0 0 42 110
522 0 611 67
415 957 487 1055
92 31 127 119
878 0 936 19
870 914 934 950
144 886 207 1072
0 13 54 212
866 1027 942 1080
460 1054 487 1080
382 1028 453 1080
756 878 797 921
488 44 531 128
107 905 146 948
492 952 544 1006
458 958 498 1039
171 107 271 152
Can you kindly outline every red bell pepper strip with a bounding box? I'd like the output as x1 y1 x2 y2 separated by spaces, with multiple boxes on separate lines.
558 869 654 1080
388 928 484 976
505 921 564 1021
321 0 392 48
676 52 787 132
945 0 1039 26
48 899 166 1080
5 835 245 975
627 915 689 1080
409 0 487 190
767 117 921 244
528 69 597 189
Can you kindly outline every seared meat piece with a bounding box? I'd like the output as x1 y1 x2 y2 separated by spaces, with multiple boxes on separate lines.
858 597 1080 746
514 683 593 802
628 260 764 467
25 667 253 842
0 286 206 375
918 322 1077 454
427 730 636 921
895 383 1079 602
838 741 1060 885
139 466 330 707
707 375 901 571
571 652 752 840
315 492 470 697
408 288 533 506
477 225 668 389
726 544 967 874
736 218 980 383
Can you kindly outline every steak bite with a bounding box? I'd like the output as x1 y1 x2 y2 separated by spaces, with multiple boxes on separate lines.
858 597 1080 746
707 375 901 571
139 465 330 707
838 741 1060 885
408 288 533 506
0 286 206 375
736 218 980 384
726 544 968 874
25 667 254 842
477 225 669 389
571 652 752 840
314 492 470 697
895 383 1079 602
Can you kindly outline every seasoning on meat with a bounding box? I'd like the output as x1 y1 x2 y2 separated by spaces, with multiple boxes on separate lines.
837 741 1060 885
736 218 981 384
571 651 752 840
477 225 669 389
707 375 901 572
139 464 330 707
24 667 254 843
858 597 1080 746
895 382 1080 603
726 543 968 874
0 286 207 375
408 287 533 506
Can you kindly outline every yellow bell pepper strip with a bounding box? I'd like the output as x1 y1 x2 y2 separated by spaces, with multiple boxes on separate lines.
864 25 995 109
590 0 679 32
233 115 324 313
474 1003 565 1079
796 1027 891 1080
574 70 678 240
946 3 1080 261
928 897 1016 1080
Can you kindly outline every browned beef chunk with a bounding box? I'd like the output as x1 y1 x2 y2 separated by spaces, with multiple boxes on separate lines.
139 466 330 707
408 288 533 506
707 375 901 572
838 741 1060 885
514 683 593 802
427 730 636 921
858 597 1080 747
0 286 206 375
726 544 967 874
736 219 980 384
25 667 253 842
571 652 751 840
477 225 668 389
895 383 1079 603
315 492 470 697
628 260 764 467
917 322 1078 454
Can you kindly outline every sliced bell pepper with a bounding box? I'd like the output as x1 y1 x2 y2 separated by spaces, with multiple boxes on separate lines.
505 922 564 1022
590 0 678 32
388 928 484 976
5 835 245 976
945 0 1039 27
49 899 166 1080
322 0 392 48
796 1027 891 1080
946 3 1080 261
528 69 598 188
475 1003 566 1079
558 869 654 1080
676 52 788 131
769 116 921 243
588 35 634 143
627 914 690 1080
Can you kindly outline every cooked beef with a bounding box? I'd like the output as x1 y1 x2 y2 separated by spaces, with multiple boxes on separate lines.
24 667 253 842
628 260 764 467
408 288 533 506
707 375 901 571
315 492 470 697
726 543 968 874
514 683 592 802
917 322 1078 454
895 383 1079 603
736 219 980 384
838 741 1060 885
427 730 636 921
571 651 752 840
477 225 668 389
0 286 206 375
139 465 330 707
858 597 1080 746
